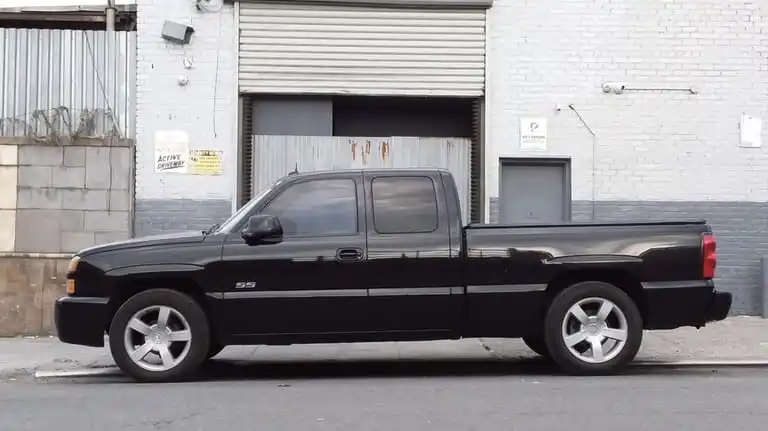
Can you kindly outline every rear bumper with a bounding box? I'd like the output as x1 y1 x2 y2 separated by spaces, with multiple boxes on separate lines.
705 291 732 322
54 296 111 347
642 280 732 330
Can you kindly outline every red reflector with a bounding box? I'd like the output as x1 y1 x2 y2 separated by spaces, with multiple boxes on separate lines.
702 233 716 279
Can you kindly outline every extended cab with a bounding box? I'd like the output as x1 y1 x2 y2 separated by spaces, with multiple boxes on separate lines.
55 168 732 382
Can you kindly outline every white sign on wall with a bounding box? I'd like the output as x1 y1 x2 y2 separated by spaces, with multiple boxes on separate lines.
154 130 189 173
520 117 548 150
739 113 762 148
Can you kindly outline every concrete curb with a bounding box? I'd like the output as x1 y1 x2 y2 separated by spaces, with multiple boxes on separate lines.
34 367 122 379
633 359 768 367
28 359 768 380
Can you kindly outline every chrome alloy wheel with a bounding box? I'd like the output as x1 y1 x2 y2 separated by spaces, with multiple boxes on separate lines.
123 305 193 372
560 297 628 364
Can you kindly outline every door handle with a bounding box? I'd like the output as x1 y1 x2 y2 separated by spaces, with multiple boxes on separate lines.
336 248 364 262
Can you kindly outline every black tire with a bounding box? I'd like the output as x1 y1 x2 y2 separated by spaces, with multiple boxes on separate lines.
109 289 211 383
522 335 551 359
544 281 643 375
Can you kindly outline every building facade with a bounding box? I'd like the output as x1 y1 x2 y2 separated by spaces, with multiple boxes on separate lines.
0 1 138 336
134 0 238 235
135 0 489 236
0 0 137 255
134 0 767 315
485 0 768 315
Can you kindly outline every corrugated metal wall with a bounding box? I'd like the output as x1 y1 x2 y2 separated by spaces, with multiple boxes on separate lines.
0 28 136 139
239 2 486 97
252 135 472 222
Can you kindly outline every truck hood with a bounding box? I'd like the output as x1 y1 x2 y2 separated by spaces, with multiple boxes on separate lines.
77 231 207 257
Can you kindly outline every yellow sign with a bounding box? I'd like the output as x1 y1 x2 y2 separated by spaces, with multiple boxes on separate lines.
188 149 223 175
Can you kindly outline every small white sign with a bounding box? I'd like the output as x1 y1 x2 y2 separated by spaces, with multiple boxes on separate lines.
154 130 189 173
520 118 548 150
739 113 762 148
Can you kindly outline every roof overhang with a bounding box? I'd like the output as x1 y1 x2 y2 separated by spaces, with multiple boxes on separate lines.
0 5 136 14
233 0 493 9
0 0 135 11
0 5 136 30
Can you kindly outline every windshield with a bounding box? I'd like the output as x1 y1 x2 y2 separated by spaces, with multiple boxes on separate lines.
216 185 275 234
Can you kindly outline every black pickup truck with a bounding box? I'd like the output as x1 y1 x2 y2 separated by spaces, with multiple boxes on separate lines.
55 168 731 382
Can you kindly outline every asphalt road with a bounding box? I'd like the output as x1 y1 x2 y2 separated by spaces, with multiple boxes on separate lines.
2 358 767 431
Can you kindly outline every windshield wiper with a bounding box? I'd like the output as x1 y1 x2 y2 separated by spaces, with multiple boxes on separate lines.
202 223 220 236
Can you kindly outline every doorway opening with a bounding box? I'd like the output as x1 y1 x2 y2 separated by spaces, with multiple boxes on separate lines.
498 158 571 224
238 94 485 222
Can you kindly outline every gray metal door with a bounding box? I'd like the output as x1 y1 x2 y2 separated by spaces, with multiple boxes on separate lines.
500 163 568 223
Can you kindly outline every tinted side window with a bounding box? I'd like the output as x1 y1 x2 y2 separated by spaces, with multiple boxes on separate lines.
261 179 358 236
372 176 438 234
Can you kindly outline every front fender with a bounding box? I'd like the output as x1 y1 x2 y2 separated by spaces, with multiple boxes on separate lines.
101 263 212 303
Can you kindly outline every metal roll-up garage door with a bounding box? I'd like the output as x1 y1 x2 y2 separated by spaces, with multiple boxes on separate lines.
238 2 486 97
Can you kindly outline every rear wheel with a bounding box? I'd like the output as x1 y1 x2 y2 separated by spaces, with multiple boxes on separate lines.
544 281 643 375
109 289 211 383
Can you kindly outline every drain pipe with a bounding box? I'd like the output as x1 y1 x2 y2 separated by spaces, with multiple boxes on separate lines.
568 104 597 220
106 0 116 32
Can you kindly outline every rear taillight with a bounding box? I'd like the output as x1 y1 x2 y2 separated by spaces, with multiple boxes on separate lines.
702 233 717 279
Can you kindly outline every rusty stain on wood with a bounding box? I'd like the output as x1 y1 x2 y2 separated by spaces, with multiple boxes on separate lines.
361 140 373 165
380 140 390 163
349 139 393 165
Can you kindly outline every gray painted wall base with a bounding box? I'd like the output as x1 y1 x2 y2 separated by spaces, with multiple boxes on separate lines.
489 198 768 316
134 199 232 237
762 257 768 318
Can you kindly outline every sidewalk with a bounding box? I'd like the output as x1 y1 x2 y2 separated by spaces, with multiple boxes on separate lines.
1 316 767 378
484 316 768 362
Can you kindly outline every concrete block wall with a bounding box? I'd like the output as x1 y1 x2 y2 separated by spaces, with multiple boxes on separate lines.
485 0 768 314
134 0 238 237
0 138 134 254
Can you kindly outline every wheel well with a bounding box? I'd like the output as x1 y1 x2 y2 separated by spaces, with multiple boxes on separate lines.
544 269 647 322
107 277 213 333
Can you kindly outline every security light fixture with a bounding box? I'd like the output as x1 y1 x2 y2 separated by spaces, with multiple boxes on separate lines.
161 20 194 45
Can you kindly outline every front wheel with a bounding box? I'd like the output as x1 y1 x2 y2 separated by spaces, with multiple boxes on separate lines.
544 281 643 375
109 289 211 383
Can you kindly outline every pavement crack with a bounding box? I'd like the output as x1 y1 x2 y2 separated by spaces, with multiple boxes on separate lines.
138 411 203 430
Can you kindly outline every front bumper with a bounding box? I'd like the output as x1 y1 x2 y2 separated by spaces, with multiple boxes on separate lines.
705 291 733 322
54 296 111 347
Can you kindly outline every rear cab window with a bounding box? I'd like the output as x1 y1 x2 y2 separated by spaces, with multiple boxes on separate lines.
371 176 439 234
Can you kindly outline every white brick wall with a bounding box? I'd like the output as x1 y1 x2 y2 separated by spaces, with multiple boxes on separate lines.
136 0 237 202
485 0 768 221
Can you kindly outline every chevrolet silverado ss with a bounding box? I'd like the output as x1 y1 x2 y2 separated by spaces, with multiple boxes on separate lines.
55 168 731 382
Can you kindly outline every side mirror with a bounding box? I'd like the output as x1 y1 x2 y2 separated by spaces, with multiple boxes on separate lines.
241 215 283 246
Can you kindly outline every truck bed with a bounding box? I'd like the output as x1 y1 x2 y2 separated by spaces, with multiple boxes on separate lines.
466 219 707 229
